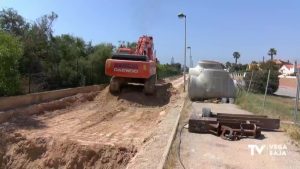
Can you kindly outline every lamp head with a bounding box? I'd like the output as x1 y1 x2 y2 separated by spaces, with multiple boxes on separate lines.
178 13 186 19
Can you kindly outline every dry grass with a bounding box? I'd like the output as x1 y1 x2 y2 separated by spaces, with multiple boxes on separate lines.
163 96 191 169
235 91 300 145
235 91 298 120
282 124 300 146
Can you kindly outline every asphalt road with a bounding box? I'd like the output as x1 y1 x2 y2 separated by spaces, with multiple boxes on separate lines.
275 86 299 98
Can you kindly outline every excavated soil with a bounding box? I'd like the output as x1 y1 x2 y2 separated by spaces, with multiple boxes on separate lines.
0 132 136 169
0 79 180 169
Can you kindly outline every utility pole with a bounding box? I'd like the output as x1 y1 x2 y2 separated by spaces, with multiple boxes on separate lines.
247 71 254 95
76 57 79 85
295 61 298 74
28 58 33 93
294 60 299 123
187 46 192 67
184 15 186 92
178 13 187 92
263 69 271 112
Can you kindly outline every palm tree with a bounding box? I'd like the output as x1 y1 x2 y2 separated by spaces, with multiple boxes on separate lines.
268 48 277 61
233 51 240 64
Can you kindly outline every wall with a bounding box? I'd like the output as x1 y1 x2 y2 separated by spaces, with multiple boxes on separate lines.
0 85 105 111
279 77 297 88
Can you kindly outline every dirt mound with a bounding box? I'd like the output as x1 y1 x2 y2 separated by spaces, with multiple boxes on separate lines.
3 82 177 125
1 92 99 124
17 92 98 115
0 78 182 169
0 131 137 169
95 82 178 107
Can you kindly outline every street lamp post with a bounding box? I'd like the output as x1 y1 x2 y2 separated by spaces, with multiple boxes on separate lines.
187 46 192 67
178 13 187 92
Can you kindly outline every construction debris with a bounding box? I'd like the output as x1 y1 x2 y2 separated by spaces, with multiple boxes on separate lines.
188 107 280 141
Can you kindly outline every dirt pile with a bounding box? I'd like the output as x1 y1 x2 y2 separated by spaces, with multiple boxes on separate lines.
95 82 178 107
0 79 181 169
3 92 99 122
23 92 97 114
0 131 136 169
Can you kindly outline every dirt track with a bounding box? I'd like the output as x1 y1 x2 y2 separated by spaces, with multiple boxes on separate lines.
0 78 181 169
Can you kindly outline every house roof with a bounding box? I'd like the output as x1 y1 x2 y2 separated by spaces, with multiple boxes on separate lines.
281 64 300 69
273 59 291 65
284 64 294 69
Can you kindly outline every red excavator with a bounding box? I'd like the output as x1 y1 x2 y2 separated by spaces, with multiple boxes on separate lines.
105 35 158 94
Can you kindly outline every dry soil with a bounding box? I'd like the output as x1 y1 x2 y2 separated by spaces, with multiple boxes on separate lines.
0 78 181 169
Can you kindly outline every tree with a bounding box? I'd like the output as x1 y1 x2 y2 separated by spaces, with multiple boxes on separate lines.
35 12 58 40
126 42 137 49
268 48 277 61
0 31 23 96
248 61 259 71
0 8 29 36
157 63 181 79
0 8 140 92
233 51 240 64
244 61 279 94
85 43 114 84
229 63 247 72
20 12 58 92
225 62 231 69
44 34 87 88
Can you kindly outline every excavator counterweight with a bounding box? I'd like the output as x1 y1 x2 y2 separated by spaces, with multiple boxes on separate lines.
105 35 158 94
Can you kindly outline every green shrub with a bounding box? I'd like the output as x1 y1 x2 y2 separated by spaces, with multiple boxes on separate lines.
244 61 279 94
0 31 23 96
157 63 181 79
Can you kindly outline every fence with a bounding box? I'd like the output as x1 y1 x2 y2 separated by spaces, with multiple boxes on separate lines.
295 73 300 125
231 70 300 125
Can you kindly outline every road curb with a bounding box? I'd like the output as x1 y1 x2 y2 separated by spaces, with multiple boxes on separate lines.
157 102 183 169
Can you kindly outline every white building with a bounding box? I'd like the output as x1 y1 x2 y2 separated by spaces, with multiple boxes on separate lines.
279 64 300 75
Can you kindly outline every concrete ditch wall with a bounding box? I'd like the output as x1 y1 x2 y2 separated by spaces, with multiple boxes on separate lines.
0 85 105 111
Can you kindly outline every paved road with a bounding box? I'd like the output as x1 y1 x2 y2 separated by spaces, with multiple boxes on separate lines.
275 86 299 98
177 102 300 169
